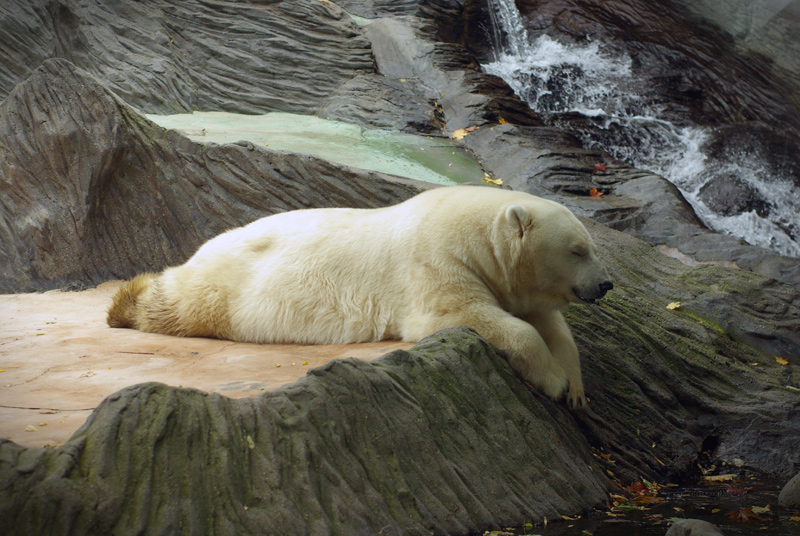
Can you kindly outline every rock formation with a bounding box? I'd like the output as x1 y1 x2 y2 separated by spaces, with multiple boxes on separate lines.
1 0 799 534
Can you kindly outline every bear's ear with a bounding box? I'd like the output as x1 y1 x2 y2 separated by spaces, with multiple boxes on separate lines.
506 204 531 238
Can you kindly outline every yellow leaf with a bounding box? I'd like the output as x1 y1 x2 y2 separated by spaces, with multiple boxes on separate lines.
451 128 468 140
499 117 508 124
275 363 281 367
789 516 800 522
702 474 736 482
751 505 771 514
25 425 37 432
482 174 503 186
712 508 721 514
301 361 309 366
246 435 255 449
561 514 580 521
776 356 789 365
666 301 681 310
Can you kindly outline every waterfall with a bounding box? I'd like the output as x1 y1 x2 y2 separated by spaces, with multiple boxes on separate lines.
482 0 800 258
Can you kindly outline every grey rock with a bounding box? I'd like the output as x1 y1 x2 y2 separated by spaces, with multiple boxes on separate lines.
0 59 430 293
0 328 609 535
779 472 800 508
665 519 725 536
0 0 374 115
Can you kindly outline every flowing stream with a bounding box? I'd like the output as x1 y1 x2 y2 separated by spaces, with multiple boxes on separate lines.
482 0 800 258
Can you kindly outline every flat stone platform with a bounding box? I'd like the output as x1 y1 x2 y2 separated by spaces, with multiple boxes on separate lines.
0 282 412 448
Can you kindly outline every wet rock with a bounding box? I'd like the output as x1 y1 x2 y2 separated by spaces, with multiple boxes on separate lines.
697 174 770 217
665 519 725 536
506 0 800 275
515 0 800 135
779 472 800 508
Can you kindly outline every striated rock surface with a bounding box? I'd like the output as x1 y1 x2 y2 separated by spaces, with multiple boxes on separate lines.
2 217 799 532
0 59 430 293
0 328 609 535
0 0 374 115
1 0 799 534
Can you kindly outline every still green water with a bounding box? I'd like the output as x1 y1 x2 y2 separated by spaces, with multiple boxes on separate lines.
146 111 485 185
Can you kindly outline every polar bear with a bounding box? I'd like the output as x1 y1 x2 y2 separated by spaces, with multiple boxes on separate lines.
108 185 612 408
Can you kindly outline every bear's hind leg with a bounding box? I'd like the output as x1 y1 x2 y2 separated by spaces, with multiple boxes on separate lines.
107 273 158 329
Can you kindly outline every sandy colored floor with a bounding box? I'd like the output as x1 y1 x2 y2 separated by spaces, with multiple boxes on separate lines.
0 282 413 448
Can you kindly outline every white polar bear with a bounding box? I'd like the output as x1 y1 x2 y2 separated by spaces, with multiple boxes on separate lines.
108 185 612 408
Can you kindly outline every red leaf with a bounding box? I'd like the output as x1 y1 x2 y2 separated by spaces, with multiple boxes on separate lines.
589 187 604 198
727 507 761 523
628 482 648 495
594 163 607 172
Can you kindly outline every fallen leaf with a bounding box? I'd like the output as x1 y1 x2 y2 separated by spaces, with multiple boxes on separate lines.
247 435 255 450
451 128 469 140
594 163 607 172
499 117 508 124
79 371 95 378
275 363 281 367
561 514 580 520
726 487 752 495
727 506 761 523
703 474 736 482
589 187 603 197
776 356 789 365
301 361 309 366
789 516 800 522
750 505 770 514
482 174 503 186
465 125 479 132
667 301 681 310
634 496 665 506
25 425 38 432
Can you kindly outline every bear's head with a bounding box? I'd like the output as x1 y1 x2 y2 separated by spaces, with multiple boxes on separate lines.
501 200 613 310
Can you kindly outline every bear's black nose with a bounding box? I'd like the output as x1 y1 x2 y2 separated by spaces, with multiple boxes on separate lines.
600 281 613 293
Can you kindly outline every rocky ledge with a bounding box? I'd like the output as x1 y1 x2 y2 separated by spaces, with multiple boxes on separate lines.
1 0 799 534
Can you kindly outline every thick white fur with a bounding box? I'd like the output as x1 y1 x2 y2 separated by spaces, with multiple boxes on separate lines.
109 185 612 408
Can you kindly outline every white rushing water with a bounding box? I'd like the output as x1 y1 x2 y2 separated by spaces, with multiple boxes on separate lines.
482 0 800 258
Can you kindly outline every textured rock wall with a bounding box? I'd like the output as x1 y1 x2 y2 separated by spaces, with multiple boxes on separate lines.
0 0 374 114
0 60 430 293
0 329 609 535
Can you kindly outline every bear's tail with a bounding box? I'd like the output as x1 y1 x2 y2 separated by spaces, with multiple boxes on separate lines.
106 273 158 329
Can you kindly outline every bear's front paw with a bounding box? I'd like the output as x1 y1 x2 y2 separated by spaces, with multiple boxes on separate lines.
566 384 587 410
540 373 569 401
